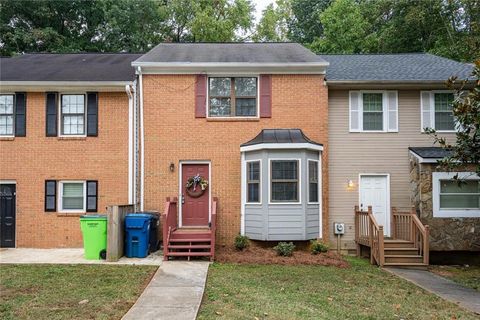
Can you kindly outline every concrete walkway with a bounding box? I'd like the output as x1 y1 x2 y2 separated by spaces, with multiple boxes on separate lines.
386 267 480 315
122 261 210 320
0 248 163 265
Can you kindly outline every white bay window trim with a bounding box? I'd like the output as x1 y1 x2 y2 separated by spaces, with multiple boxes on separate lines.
58 181 87 213
432 172 480 218
349 90 398 133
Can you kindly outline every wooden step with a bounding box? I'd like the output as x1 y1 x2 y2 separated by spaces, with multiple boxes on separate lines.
168 244 211 249
384 255 424 264
170 233 211 240
166 251 212 257
169 238 211 243
384 240 415 248
384 248 419 255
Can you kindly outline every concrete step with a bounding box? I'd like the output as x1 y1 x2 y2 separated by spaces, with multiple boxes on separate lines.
383 262 428 270
385 255 424 264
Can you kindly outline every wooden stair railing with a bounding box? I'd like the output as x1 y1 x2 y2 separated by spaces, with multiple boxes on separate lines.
356 206 430 266
210 197 218 261
161 197 178 261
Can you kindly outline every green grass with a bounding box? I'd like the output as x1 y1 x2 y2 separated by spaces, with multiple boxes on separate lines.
0 264 157 320
198 257 478 320
430 265 480 291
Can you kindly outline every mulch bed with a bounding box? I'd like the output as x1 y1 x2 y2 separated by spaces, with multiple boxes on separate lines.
215 245 349 268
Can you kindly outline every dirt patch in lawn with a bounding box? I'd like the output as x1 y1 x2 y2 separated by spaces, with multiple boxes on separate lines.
215 245 349 267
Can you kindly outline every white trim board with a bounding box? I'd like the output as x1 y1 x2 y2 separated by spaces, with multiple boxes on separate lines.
240 143 323 153
178 161 212 228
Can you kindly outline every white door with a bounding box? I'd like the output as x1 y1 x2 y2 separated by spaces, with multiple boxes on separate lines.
360 175 390 236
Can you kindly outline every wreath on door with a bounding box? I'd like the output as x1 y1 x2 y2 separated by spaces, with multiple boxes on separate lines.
185 174 209 198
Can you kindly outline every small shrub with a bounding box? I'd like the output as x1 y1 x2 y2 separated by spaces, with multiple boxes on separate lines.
274 242 295 256
310 240 329 255
234 234 250 251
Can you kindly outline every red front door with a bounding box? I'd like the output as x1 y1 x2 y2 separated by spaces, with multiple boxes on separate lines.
181 163 210 226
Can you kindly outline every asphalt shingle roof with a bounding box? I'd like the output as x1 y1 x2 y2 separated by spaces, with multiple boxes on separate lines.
409 147 452 159
318 53 473 82
241 129 323 147
134 43 328 64
0 53 143 81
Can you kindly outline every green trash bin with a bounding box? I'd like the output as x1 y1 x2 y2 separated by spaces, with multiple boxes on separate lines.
80 215 107 260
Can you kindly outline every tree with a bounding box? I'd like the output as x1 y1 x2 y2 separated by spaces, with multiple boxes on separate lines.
310 0 373 53
287 0 331 43
253 1 289 42
426 60 480 176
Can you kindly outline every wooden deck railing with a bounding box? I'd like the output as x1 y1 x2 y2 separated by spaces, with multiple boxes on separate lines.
161 197 178 260
355 206 384 266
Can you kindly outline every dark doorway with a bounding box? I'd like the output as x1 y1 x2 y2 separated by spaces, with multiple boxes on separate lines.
1 184 16 248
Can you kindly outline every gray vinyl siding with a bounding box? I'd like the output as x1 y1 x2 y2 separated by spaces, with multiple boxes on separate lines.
244 149 320 241
328 89 456 250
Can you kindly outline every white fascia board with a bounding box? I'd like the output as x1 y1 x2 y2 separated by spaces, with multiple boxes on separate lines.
131 62 328 75
0 81 133 92
240 143 324 153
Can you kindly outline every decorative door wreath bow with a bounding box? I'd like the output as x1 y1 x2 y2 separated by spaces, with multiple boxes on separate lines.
185 174 209 198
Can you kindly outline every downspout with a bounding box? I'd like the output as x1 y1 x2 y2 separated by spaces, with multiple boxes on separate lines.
125 83 134 205
137 66 145 211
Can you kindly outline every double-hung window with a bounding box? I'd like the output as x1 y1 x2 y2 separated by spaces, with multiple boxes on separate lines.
60 181 86 212
271 160 299 202
308 160 319 203
349 91 398 132
247 161 260 203
421 91 456 132
432 172 480 218
61 94 86 135
208 77 257 117
0 95 14 136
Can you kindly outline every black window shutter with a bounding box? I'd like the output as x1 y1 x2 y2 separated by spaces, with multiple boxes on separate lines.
86 180 98 212
45 92 58 136
86 92 98 137
14 92 26 137
45 180 57 212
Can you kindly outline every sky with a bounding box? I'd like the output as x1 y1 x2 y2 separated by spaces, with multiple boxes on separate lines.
253 0 274 23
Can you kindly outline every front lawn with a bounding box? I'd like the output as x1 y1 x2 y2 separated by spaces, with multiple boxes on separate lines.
430 265 480 291
0 264 157 320
198 257 477 320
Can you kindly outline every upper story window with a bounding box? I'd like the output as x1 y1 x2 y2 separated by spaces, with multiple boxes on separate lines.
349 91 398 133
270 160 299 202
421 91 456 132
0 95 14 136
208 77 257 117
61 94 85 136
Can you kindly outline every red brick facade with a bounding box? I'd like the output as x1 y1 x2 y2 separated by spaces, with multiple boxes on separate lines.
142 74 329 245
0 92 129 247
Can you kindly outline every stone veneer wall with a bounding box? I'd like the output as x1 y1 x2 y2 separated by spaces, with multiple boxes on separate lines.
409 155 480 251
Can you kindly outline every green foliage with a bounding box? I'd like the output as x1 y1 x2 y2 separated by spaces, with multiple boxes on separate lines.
253 2 289 42
426 60 480 176
273 242 295 256
310 239 329 254
234 234 250 251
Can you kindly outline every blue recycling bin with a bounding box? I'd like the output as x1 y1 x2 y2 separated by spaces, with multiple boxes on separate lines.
124 214 152 258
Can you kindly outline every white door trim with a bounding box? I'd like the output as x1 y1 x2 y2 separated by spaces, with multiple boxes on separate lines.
358 173 391 236
178 160 212 228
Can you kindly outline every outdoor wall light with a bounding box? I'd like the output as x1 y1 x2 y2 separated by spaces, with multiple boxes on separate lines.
169 162 175 172
347 179 355 189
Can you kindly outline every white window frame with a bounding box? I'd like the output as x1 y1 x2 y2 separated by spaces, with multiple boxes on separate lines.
0 93 15 137
432 172 480 218
58 180 87 213
206 75 260 119
421 90 457 133
307 159 320 204
349 90 398 133
245 159 262 204
59 93 87 137
268 158 301 205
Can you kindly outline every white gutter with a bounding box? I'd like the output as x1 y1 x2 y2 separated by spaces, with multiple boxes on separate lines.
137 66 145 211
131 62 329 68
125 83 134 205
0 80 131 86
